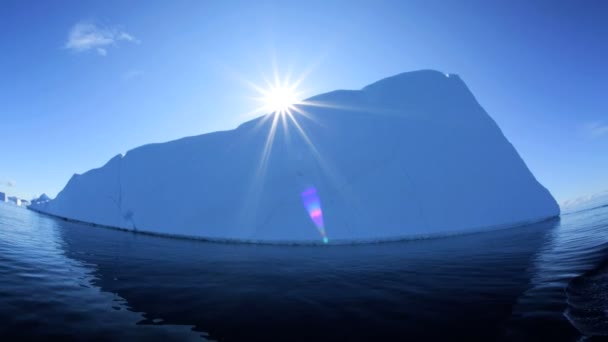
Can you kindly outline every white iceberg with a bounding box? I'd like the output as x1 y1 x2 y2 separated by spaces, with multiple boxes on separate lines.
31 70 560 243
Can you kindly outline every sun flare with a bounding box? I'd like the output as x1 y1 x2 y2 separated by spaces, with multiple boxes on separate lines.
262 84 300 115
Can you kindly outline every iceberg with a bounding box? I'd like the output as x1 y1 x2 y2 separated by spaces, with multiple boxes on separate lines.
30 70 560 243
31 193 52 205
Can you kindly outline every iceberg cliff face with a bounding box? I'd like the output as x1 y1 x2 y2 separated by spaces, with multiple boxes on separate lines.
31 70 560 242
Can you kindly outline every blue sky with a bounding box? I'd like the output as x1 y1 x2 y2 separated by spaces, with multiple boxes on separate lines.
1 0 606 204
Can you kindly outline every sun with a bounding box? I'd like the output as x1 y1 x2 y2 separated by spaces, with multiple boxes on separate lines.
245 67 311 118
261 83 300 115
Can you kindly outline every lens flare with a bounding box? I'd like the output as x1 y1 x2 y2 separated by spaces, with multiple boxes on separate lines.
301 187 328 243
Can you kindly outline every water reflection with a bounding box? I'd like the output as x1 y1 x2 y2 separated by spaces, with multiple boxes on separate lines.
0 204 204 341
56 213 558 341
4 201 608 341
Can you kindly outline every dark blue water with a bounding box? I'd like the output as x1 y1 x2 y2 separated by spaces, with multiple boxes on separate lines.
1 202 607 341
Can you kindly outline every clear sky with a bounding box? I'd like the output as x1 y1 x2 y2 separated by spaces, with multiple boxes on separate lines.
1 0 606 204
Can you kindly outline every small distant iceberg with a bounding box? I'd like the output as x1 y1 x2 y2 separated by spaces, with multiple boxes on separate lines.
30 70 560 243
31 193 52 205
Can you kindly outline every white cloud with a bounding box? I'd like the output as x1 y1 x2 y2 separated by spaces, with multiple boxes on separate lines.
585 122 608 138
65 21 139 55
122 69 144 81
117 32 136 42
1 180 16 187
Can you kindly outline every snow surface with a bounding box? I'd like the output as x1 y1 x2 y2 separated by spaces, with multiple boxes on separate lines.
30 70 560 243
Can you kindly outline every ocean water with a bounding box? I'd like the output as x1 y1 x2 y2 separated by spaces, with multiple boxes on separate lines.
1 202 607 341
